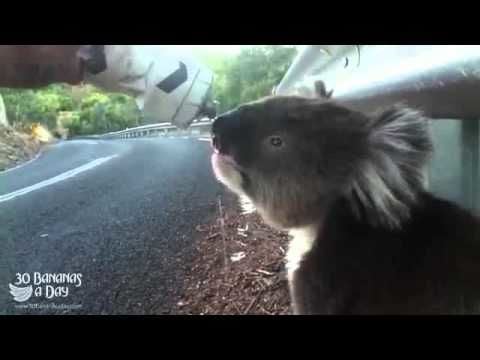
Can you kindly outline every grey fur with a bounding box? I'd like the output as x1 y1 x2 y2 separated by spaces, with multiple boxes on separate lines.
211 96 480 315
349 106 433 228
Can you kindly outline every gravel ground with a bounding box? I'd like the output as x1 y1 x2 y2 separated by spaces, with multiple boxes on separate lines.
177 193 292 315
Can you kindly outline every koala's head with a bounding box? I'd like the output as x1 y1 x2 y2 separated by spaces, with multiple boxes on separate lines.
211 96 432 230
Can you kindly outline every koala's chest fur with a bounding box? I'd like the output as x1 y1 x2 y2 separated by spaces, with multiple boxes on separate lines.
285 196 480 315
288 237 454 314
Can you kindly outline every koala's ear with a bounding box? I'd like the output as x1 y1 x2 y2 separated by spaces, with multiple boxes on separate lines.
350 105 433 229
369 106 433 168
314 80 333 99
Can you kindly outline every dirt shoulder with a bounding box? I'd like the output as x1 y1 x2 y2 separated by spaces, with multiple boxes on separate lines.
0 125 44 171
177 193 292 315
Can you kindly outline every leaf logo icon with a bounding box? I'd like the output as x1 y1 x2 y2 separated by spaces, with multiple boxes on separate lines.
9 284 33 302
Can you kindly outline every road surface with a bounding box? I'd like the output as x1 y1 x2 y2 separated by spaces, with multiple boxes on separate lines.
0 137 225 314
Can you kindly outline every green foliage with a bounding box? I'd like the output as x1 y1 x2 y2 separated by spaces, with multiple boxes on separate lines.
0 46 297 136
204 45 298 113
0 84 141 137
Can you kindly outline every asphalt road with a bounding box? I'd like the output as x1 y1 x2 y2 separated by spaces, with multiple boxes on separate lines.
0 136 226 314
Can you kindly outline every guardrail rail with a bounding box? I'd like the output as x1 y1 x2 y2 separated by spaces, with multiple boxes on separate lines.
75 119 213 140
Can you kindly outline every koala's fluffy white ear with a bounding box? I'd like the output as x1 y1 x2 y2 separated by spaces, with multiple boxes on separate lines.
350 105 433 229
369 106 433 172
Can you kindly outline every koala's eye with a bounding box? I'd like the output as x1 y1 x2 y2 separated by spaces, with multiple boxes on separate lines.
269 136 283 147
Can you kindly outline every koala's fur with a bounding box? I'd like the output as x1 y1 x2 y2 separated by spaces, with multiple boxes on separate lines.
210 86 480 314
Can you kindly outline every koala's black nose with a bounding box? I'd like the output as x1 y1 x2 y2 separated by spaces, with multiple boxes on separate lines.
211 109 240 154
212 109 236 135
211 118 226 153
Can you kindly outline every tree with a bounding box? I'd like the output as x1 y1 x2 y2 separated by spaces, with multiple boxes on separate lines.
208 46 298 113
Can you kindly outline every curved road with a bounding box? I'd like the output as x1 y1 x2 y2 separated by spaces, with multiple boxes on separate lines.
0 137 225 314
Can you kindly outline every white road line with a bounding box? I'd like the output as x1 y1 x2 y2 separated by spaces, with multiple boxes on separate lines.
198 138 211 142
54 139 99 147
0 155 118 203
1 139 101 174
69 140 99 145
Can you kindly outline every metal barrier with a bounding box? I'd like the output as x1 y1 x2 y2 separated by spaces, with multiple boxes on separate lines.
96 119 213 140
275 45 480 211
275 45 480 121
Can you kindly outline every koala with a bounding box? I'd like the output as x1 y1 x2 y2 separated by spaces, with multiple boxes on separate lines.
210 91 480 314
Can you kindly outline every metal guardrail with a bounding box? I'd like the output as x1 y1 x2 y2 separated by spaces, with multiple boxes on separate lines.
275 45 480 211
275 45 480 121
96 119 213 140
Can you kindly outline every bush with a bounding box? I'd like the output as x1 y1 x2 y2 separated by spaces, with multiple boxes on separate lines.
0 84 141 137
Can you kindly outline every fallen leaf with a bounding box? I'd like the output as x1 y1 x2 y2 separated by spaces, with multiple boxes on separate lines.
230 252 246 262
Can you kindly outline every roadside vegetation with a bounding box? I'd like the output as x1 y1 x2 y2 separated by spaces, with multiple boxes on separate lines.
0 45 297 139
0 85 141 138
